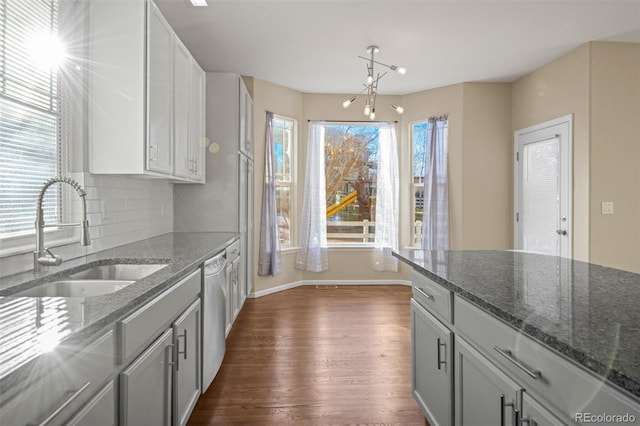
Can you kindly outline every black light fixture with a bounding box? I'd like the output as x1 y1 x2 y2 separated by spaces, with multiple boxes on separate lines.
342 45 406 120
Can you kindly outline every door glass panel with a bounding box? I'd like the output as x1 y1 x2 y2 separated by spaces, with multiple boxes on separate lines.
522 137 559 255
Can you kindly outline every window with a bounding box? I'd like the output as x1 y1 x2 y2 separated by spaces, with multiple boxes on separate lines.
272 115 295 247
0 0 67 241
412 119 448 247
323 123 379 244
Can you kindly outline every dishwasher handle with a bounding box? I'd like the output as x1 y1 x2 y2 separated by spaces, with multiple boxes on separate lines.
204 253 227 275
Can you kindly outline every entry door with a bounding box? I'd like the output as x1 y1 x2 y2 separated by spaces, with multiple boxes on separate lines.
514 115 572 258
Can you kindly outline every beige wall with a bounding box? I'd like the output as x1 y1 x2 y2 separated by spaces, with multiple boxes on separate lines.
511 41 640 272
461 83 512 249
251 79 305 293
251 40 640 294
400 84 464 249
589 42 640 272
511 44 591 262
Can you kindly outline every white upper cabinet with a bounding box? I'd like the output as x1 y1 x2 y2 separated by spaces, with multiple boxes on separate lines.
147 3 174 175
188 59 206 183
173 38 192 179
88 0 205 183
239 80 253 157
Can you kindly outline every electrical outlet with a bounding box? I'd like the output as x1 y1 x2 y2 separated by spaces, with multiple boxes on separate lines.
601 201 614 215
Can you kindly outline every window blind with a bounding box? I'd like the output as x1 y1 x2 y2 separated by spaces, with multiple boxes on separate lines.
0 0 64 238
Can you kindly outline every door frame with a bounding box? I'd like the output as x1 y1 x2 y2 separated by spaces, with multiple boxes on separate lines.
514 114 572 257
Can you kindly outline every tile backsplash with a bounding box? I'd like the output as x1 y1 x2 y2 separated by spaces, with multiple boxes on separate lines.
0 173 173 277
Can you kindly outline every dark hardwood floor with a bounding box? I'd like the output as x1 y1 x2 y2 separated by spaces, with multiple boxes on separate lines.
188 285 427 425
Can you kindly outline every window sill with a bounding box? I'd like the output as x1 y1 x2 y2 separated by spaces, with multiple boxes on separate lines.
327 244 375 250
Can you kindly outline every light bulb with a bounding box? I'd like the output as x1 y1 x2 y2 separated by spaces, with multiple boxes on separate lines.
370 109 376 120
342 97 356 109
392 104 404 114
364 105 371 116
366 74 373 85
397 67 407 75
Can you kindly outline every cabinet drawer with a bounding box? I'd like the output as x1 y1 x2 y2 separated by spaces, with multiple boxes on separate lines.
412 270 453 323
455 295 640 422
117 269 200 364
0 330 114 426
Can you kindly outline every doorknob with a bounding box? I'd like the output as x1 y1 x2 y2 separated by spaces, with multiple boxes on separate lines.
556 229 567 235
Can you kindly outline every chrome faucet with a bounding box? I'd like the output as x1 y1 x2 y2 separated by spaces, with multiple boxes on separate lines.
34 176 90 273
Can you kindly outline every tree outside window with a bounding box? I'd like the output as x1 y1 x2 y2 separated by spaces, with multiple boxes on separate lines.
412 120 448 247
272 116 295 247
323 124 379 244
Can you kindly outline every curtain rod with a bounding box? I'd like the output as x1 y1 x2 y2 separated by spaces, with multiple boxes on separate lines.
307 119 398 123
428 114 448 121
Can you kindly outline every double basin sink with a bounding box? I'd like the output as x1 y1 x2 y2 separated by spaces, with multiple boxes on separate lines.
9 263 168 298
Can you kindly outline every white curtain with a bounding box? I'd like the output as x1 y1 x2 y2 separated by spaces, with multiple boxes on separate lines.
258 112 281 276
295 122 329 272
422 117 450 250
373 123 399 271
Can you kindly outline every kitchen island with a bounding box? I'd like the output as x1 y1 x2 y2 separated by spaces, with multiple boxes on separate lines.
394 249 640 426
0 232 237 424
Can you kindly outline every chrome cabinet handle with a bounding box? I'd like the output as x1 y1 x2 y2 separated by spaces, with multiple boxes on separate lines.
30 381 91 426
556 229 567 235
499 394 517 426
436 337 446 370
177 330 188 361
149 143 157 162
494 346 542 379
416 287 434 301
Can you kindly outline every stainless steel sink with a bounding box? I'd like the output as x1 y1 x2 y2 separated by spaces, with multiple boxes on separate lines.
12 280 134 298
69 263 168 281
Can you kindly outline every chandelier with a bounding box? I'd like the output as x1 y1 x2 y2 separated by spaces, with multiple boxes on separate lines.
342 45 406 120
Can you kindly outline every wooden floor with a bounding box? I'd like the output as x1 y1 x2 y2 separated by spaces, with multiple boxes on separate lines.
188 285 427 425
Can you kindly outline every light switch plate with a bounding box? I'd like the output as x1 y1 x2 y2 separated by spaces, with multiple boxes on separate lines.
601 201 614 215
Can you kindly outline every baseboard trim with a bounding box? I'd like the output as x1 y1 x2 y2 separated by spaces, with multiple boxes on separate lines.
249 279 411 298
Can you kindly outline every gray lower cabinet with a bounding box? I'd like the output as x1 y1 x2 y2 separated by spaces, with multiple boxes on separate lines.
411 299 453 426
520 392 565 426
66 381 116 426
119 328 174 426
173 299 201 426
455 336 521 426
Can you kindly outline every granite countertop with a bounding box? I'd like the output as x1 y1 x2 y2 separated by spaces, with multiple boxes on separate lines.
0 232 237 397
394 249 640 400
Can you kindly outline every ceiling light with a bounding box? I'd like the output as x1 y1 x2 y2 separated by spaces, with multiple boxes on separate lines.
342 97 356 108
189 0 208 6
342 45 406 119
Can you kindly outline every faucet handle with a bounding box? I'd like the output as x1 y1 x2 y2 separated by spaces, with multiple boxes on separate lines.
38 249 63 267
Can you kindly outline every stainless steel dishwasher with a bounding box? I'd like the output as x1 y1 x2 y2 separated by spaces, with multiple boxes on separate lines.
202 251 227 392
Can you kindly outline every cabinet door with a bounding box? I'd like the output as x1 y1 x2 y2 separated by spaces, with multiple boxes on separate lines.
224 263 233 337
120 329 173 426
455 336 521 426
189 59 206 182
173 38 191 178
66 381 116 426
232 258 241 321
173 300 201 426
521 393 566 426
245 160 254 296
244 89 253 156
411 299 453 426
147 2 173 174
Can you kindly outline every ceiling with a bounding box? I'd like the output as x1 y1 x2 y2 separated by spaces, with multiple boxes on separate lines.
154 0 640 95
